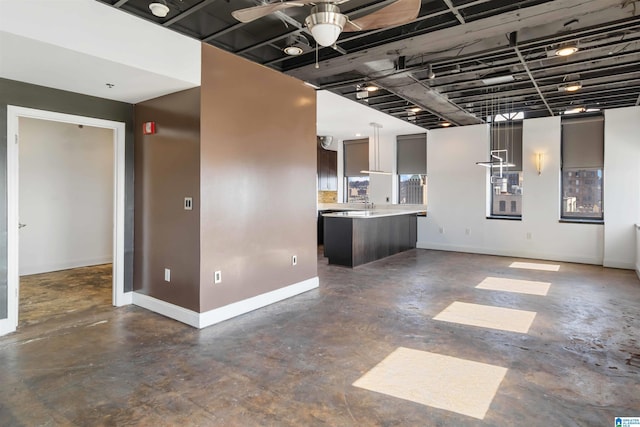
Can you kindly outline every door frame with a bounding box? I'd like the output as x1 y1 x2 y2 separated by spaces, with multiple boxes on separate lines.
1 106 129 336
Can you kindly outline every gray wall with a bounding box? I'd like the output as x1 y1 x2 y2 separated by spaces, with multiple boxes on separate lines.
0 78 135 319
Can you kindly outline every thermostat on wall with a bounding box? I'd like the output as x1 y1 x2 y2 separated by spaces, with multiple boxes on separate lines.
142 122 156 135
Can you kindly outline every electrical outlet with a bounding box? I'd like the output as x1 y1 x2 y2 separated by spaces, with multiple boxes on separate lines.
184 197 193 210
439 227 445 234
526 232 532 240
292 255 297 266
214 270 222 284
164 268 171 282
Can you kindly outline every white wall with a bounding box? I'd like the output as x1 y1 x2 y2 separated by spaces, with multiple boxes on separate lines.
19 118 114 275
417 117 605 265
603 106 640 268
369 132 396 205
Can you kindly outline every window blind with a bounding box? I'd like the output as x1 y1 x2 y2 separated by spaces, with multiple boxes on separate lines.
397 133 427 175
562 116 604 169
343 138 369 176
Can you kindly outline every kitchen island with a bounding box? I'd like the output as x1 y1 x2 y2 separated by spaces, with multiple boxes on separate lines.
323 210 423 267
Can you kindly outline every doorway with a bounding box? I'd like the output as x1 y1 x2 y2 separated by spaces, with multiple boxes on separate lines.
2 106 128 335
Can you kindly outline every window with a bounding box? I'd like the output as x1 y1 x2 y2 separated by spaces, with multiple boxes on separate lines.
397 133 427 204
399 175 427 204
561 116 604 220
489 121 523 218
343 138 369 203
346 176 370 203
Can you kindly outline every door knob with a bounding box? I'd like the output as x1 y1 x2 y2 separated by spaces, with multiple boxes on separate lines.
18 223 27 229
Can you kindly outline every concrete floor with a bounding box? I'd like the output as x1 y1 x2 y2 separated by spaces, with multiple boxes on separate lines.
1 250 639 426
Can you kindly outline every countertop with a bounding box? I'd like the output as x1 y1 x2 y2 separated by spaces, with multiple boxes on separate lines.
322 209 425 219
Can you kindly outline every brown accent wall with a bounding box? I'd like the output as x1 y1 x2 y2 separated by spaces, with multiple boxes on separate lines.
134 88 201 311
199 44 317 312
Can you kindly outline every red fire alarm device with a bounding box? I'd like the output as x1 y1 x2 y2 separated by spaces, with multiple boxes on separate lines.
142 122 156 135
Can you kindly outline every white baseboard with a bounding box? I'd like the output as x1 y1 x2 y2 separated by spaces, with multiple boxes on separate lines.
20 256 113 276
0 319 16 337
132 292 200 327
116 291 133 306
132 277 319 329
602 259 637 270
416 241 603 266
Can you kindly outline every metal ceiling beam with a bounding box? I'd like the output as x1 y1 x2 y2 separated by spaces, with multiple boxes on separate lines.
514 45 553 116
463 86 640 113
447 69 640 104
441 0 465 25
113 0 129 7
444 61 640 102
163 0 217 27
202 22 245 42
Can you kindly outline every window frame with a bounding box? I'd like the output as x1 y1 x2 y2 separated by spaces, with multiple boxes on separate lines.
560 114 604 223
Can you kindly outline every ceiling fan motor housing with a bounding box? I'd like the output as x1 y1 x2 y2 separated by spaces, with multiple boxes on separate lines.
305 3 347 47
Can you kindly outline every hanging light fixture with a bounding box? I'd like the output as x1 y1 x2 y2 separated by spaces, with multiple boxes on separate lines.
361 122 392 175
427 64 436 79
476 89 517 195
305 4 347 47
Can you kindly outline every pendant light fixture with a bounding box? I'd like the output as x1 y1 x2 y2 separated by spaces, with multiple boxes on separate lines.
361 122 392 175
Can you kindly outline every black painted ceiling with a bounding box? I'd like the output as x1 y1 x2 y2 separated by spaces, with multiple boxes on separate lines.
98 0 640 129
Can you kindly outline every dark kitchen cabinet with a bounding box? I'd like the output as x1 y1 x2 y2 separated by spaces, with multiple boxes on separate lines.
317 147 338 191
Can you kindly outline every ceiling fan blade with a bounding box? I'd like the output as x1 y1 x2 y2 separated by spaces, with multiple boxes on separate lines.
232 1 311 23
343 0 421 32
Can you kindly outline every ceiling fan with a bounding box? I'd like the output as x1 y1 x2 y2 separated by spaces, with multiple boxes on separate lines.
231 0 421 47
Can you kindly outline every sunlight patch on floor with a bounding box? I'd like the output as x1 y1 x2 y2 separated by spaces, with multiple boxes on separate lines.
433 301 537 333
353 347 508 420
476 276 551 296
509 262 560 271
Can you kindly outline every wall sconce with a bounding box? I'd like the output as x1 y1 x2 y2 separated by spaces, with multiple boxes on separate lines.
536 153 544 175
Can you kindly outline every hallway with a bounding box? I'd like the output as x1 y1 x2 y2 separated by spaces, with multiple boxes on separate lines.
1 250 639 426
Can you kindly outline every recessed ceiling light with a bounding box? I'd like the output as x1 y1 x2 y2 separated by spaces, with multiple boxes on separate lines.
355 133 362 137
440 121 451 127
283 45 304 56
555 45 579 57
362 83 378 92
408 107 421 113
149 2 170 17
